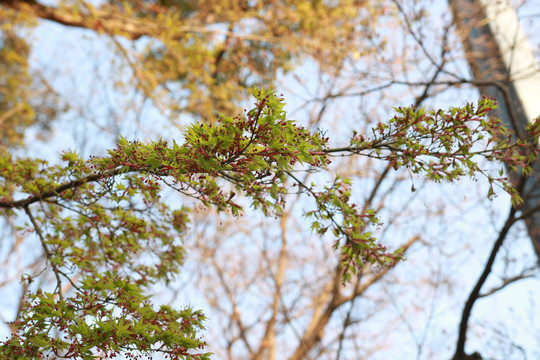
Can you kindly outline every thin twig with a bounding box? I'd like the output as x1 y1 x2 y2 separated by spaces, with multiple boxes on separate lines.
24 206 64 300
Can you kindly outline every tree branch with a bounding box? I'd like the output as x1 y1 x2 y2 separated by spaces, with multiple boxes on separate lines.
452 205 520 360
254 212 290 360
1 0 155 40
23 205 63 300
289 235 419 360
0 171 115 209
478 268 538 298
1 0 275 42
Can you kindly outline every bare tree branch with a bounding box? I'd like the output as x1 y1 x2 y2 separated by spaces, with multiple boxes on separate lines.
478 267 538 298
23 205 63 300
289 235 419 360
451 177 528 360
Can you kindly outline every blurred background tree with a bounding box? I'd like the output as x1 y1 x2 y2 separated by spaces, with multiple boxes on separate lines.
0 0 539 359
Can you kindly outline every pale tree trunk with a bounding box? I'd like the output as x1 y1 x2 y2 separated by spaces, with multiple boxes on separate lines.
449 0 540 262
449 2 540 359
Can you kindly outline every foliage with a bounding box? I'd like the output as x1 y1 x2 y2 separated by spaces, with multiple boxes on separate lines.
2 274 209 360
0 87 538 358
0 6 61 149
1 0 385 121
0 7 34 147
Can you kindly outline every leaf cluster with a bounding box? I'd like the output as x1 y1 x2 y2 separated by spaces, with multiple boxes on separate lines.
3 273 210 360
343 97 539 204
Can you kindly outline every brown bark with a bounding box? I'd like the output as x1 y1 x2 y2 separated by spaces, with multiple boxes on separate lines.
289 236 419 360
1 0 158 39
0 0 270 42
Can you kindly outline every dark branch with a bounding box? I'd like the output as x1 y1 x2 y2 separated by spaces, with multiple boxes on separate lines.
451 176 527 360
0 171 113 209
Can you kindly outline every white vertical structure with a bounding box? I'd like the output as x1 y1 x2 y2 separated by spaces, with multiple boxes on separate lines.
448 0 540 262
479 0 540 125
449 0 540 261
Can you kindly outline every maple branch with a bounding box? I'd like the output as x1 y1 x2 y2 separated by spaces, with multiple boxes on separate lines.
0 171 116 209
